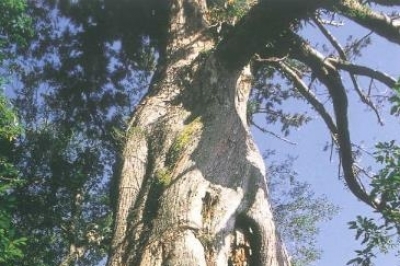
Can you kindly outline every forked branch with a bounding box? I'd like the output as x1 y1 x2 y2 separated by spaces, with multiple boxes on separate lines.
287 31 379 208
326 58 397 88
313 15 384 125
257 56 338 139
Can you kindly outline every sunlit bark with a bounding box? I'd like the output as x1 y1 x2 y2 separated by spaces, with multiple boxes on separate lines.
107 1 289 265
107 0 400 265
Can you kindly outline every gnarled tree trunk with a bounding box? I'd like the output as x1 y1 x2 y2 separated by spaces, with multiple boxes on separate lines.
107 1 290 265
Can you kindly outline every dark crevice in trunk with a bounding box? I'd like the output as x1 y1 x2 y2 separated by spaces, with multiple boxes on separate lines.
143 180 164 225
231 214 263 266
110 151 124 222
108 1 291 265
182 0 207 33
123 139 163 265
201 191 219 225
126 178 164 264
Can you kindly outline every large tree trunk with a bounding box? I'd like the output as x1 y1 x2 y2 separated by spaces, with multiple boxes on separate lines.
107 1 290 265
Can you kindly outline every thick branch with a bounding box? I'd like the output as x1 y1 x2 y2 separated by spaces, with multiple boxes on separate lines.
262 58 339 138
333 0 400 45
214 0 400 71
327 57 397 88
215 0 324 70
287 32 378 208
312 16 385 124
209 0 400 209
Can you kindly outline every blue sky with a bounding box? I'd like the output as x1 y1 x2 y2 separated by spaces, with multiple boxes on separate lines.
4 4 400 265
252 17 400 265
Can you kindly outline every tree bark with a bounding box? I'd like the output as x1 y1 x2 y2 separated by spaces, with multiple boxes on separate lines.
107 1 290 265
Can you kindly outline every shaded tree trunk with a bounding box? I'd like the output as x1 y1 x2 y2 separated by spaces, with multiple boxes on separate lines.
107 1 290 265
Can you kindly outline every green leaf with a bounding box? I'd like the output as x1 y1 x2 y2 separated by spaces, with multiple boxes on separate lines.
346 257 362 265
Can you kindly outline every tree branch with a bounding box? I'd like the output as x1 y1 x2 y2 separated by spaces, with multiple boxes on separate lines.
214 0 324 70
210 0 400 209
327 57 397 87
258 56 339 139
312 16 347 59
287 31 379 208
313 11 390 125
313 14 385 125
332 0 400 45
251 118 297 145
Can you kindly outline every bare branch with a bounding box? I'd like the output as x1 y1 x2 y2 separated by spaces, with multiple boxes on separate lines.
287 31 379 208
351 143 375 158
319 19 345 26
312 16 347 59
250 119 296 145
267 59 339 139
313 16 384 125
345 31 374 57
351 78 384 125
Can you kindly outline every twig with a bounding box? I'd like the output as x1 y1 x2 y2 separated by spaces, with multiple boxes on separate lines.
313 16 384 125
351 143 375 158
268 59 339 139
287 31 378 208
251 119 296 145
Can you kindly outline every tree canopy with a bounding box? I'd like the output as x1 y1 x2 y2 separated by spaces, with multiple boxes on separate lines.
2 0 400 265
0 0 32 263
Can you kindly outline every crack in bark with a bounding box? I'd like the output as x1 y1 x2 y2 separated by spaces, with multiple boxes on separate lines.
109 1 400 265
229 214 259 266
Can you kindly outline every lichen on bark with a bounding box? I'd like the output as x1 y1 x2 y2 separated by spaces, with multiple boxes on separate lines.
166 116 203 168
107 1 290 265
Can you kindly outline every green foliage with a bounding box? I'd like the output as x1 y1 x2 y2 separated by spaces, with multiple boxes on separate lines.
206 0 252 25
155 168 172 186
0 0 33 54
347 216 396 266
0 92 26 264
0 0 32 263
372 141 400 212
0 93 20 141
267 154 338 266
166 117 202 167
4 1 156 264
346 79 400 265
389 79 400 116
13 126 114 265
347 141 400 265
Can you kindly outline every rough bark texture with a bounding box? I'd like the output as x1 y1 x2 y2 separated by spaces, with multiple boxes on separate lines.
107 1 290 265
